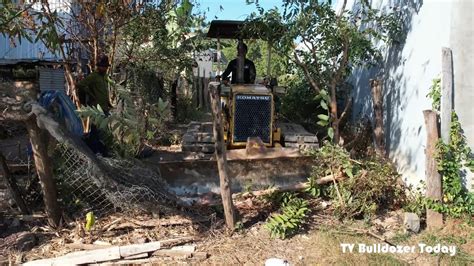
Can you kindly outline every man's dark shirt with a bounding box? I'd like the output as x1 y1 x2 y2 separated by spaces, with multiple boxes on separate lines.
77 72 110 113
222 58 256 84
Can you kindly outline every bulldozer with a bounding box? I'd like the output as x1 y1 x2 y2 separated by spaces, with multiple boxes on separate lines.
145 20 318 201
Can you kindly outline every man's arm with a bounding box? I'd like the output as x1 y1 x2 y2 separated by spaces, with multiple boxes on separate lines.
221 59 235 81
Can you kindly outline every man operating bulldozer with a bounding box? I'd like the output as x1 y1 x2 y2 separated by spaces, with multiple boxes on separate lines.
221 43 256 84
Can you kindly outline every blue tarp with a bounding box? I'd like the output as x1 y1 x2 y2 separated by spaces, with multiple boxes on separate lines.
39 90 83 137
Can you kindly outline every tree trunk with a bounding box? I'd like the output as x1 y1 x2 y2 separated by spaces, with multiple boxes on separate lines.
0 153 31 214
330 95 339 143
25 117 61 227
171 79 178 120
370 79 386 157
423 110 443 229
209 82 236 230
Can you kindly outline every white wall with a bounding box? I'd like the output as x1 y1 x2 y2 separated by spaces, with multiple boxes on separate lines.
450 0 474 191
342 0 473 189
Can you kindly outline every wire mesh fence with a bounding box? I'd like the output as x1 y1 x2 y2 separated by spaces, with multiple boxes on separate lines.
52 140 179 217
1 114 180 217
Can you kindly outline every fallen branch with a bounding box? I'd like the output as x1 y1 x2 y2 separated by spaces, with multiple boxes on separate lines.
0 152 30 214
106 218 206 231
237 174 345 198
349 227 395 247
159 237 198 248
200 174 346 206
154 249 208 259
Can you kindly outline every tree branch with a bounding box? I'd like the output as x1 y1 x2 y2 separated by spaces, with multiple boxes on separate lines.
339 97 352 122
293 50 321 93
338 0 348 18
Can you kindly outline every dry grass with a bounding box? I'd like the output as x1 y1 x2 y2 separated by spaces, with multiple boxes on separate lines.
1 198 473 265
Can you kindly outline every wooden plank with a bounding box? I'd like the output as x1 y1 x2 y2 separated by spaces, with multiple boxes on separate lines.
441 47 453 143
209 82 236 229
119 242 161 257
122 252 149 260
59 247 121 265
24 242 163 266
66 243 111 250
423 110 443 229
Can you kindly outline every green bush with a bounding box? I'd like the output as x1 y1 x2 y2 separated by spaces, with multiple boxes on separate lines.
306 142 406 220
265 193 309 239
279 78 321 132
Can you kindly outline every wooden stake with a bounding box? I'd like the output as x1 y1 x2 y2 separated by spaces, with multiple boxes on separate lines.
208 82 236 230
25 117 61 227
370 79 386 157
0 153 30 214
423 110 443 229
441 47 453 143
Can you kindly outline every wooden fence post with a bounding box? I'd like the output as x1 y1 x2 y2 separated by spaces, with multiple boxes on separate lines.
423 110 443 229
0 153 30 214
370 79 386 157
26 117 61 227
208 82 236 230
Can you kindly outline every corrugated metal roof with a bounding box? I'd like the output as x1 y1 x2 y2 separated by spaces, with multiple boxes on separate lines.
39 68 65 91
0 0 70 63
0 35 62 62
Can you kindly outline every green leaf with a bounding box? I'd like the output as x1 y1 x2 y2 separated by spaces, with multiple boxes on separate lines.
327 127 334 139
317 120 329 127
85 211 95 231
318 114 329 121
344 168 354 178
320 100 328 110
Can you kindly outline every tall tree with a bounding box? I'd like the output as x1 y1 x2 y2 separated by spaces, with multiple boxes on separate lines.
247 0 403 143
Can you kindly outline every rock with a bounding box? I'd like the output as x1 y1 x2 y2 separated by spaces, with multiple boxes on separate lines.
9 218 21 228
383 231 397 240
265 258 290 266
403 212 420 233
133 237 148 244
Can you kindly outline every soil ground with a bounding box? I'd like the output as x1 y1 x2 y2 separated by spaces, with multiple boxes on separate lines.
1 198 473 265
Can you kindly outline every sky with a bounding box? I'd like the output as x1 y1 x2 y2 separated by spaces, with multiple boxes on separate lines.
196 0 285 21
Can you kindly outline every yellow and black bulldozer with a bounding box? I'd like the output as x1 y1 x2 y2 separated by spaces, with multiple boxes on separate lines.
148 20 319 200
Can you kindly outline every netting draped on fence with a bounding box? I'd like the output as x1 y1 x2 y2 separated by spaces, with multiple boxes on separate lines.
32 103 180 216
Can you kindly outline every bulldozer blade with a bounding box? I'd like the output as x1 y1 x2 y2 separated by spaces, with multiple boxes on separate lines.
143 148 314 197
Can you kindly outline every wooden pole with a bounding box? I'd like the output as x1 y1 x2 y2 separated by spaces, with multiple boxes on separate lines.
0 153 31 214
423 110 443 229
217 38 221 75
208 82 236 230
370 79 386 157
266 41 272 77
441 47 453 143
25 117 61 227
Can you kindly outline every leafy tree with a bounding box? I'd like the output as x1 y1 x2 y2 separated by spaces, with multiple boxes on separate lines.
246 0 403 143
